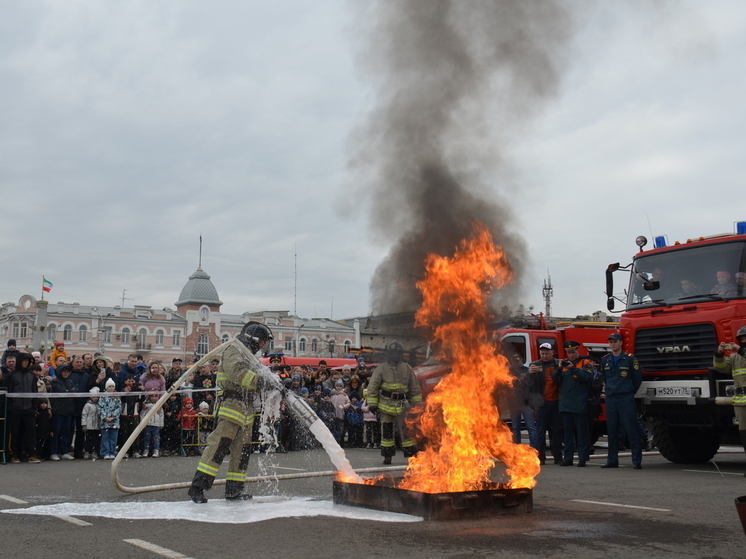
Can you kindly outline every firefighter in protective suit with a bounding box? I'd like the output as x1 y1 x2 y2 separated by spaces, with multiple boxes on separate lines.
188 321 278 503
366 341 422 465
713 325 746 476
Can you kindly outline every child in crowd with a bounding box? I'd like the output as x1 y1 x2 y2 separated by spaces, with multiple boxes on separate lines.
345 392 364 448
140 391 164 458
197 401 213 455
330 380 351 446
35 400 53 460
118 374 142 458
161 392 182 456
317 389 336 433
81 387 102 459
32 363 50 396
177 398 199 456
311 385 323 412
98 378 122 460
48 341 68 371
362 389 381 449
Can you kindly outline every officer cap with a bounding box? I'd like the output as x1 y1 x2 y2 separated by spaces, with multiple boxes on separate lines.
608 333 623 341
563 340 580 350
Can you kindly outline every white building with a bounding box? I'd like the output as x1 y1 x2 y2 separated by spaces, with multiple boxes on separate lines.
0 266 359 364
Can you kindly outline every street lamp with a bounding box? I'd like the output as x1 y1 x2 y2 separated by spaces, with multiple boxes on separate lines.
92 307 113 355
294 323 305 357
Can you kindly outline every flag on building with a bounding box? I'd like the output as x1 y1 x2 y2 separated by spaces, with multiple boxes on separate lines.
42 277 53 292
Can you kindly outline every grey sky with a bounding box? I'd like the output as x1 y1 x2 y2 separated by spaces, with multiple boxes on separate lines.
1 2 745 321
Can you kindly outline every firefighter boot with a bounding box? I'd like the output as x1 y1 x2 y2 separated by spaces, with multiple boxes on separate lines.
225 480 253 501
402 445 419 458
381 423 395 465
188 471 212 504
382 447 394 465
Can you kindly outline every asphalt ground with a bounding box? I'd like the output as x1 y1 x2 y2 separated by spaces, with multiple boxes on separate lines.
1 440 746 559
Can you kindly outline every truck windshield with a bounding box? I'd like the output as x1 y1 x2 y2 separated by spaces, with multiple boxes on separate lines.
627 240 746 309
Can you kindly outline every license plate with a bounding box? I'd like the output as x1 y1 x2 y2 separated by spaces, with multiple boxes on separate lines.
656 386 691 397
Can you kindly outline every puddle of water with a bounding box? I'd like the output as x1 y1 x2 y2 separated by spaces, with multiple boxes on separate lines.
1 496 422 524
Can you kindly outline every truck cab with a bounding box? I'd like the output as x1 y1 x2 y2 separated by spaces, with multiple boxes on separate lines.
607 225 746 463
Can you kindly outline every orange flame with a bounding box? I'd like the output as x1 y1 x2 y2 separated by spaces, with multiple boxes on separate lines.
398 224 539 493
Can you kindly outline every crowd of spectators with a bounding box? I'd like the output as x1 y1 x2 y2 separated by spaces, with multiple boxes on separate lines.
0 339 381 463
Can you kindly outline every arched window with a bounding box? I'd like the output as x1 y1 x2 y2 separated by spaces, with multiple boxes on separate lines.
47 324 57 341
328 340 335 356
121 327 130 344
197 333 209 357
155 329 165 345
299 338 306 352
344 340 351 354
311 339 318 353
63 325 72 341
138 328 148 348
79 325 88 342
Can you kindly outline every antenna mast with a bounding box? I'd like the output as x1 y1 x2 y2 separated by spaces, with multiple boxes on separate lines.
294 246 297 317
199 234 203 268
542 271 553 317
121 289 133 308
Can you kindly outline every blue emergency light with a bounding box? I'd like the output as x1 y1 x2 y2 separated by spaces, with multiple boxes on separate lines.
654 235 668 248
736 221 746 235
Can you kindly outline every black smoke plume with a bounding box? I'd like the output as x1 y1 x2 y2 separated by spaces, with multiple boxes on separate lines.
351 1 582 315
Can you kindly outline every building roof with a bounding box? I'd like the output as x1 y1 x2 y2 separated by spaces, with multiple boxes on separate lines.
175 267 223 307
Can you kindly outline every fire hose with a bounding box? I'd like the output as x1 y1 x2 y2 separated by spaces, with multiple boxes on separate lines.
111 338 363 494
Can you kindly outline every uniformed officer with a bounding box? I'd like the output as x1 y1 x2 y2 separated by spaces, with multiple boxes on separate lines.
600 332 643 469
366 341 422 465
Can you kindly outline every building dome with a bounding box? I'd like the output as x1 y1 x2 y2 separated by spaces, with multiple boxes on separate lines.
175 267 223 307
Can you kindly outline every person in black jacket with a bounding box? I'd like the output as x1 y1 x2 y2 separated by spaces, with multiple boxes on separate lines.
69 356 95 459
7 353 40 463
49 365 76 460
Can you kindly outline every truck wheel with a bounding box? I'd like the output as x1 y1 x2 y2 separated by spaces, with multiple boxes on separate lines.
649 417 720 464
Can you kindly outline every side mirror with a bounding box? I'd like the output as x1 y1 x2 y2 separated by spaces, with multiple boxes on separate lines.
605 263 619 311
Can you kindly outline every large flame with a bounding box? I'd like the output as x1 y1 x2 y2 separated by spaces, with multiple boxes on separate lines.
398 224 539 492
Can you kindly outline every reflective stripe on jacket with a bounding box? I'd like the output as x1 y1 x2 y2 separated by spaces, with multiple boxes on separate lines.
714 351 746 407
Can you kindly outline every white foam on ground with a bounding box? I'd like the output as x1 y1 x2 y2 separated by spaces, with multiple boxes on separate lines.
1 496 422 524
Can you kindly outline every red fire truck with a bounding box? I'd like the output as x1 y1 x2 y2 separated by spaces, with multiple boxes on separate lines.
605 223 746 463
415 321 616 435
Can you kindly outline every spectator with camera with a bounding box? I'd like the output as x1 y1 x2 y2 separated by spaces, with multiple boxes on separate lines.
529 342 563 465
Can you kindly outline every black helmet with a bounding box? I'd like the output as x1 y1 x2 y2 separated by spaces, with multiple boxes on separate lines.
385 340 404 364
737 326 746 341
237 321 273 353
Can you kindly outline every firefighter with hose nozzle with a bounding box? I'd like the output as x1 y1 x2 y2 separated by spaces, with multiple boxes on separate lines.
713 325 746 476
188 321 282 503
366 341 422 465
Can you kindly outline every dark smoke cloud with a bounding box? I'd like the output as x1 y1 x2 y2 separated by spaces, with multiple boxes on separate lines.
351 1 583 315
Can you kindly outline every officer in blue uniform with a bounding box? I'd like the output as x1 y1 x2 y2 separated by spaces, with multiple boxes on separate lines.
601 332 643 469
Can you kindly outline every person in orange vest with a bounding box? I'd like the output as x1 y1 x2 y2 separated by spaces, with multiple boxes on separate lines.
530 342 563 465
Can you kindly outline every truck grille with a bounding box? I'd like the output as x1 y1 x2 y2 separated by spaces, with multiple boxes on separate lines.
635 323 717 373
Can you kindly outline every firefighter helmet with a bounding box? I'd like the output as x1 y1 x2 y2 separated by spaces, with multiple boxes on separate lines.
737 326 746 341
384 340 404 364
237 321 273 353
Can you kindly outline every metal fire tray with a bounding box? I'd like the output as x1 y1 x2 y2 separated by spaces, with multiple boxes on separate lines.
333 477 532 521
